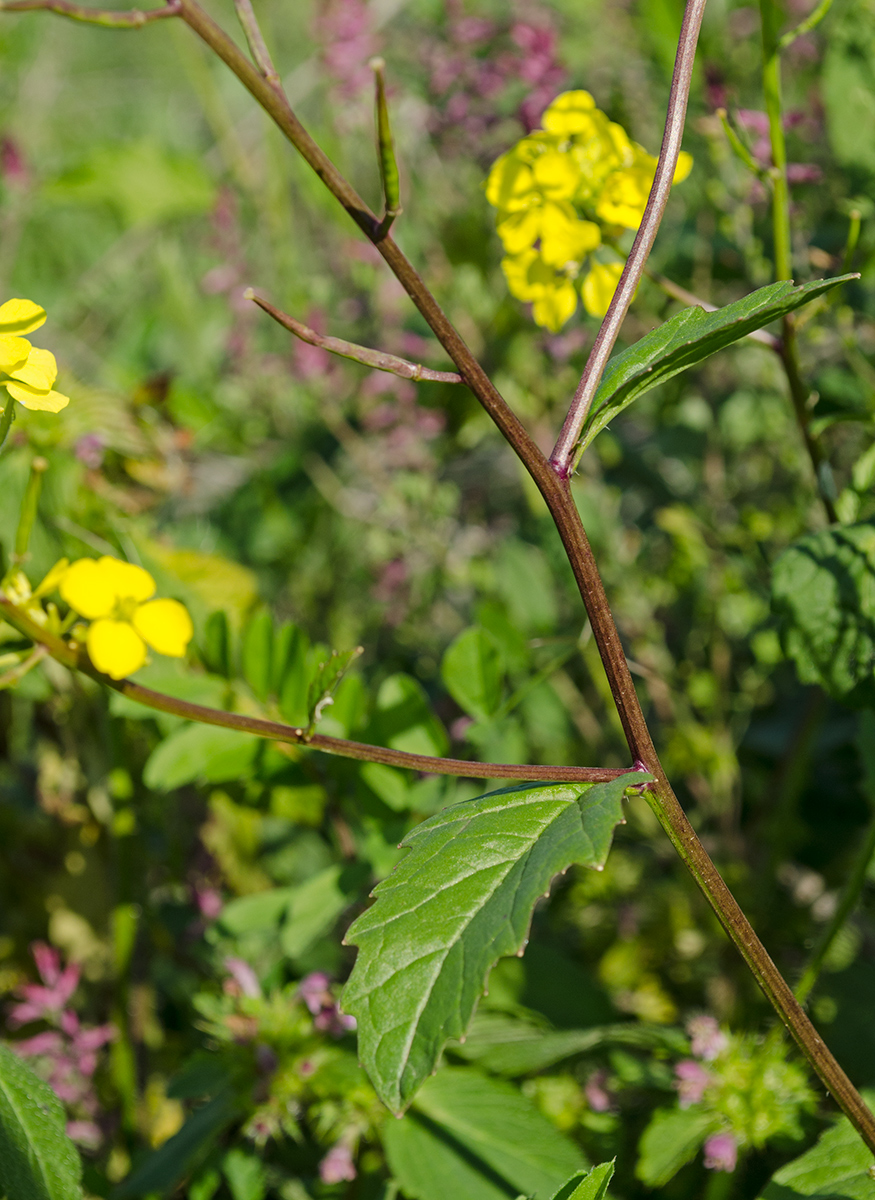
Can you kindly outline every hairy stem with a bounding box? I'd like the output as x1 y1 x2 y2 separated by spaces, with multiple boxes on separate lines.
247 290 461 383
549 0 707 475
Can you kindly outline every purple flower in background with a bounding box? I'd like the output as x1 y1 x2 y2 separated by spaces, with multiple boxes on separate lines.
74 434 104 470
584 1068 613 1112
224 957 262 999
313 0 377 101
298 972 356 1037
687 1015 728 1061
704 1130 738 1172
319 1141 357 1183
674 1059 711 1107
8 942 80 1026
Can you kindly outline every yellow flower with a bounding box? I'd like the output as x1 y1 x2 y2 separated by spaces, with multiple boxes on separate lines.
60 556 193 680
501 251 579 333
0 299 69 415
582 261 625 318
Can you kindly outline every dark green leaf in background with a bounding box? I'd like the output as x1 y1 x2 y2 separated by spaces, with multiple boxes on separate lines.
578 278 855 458
772 521 875 706
0 1044 83 1200
759 1089 875 1199
635 1106 721 1187
441 626 504 721
383 1067 587 1200
342 775 647 1112
113 1093 237 1198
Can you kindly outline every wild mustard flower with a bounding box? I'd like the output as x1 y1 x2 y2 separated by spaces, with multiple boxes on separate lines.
0 299 69 414
60 556 193 680
486 90 692 330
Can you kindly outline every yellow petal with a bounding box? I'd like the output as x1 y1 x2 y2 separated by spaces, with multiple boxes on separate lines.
0 334 31 374
673 150 693 184
9 346 58 392
595 166 653 229
539 204 601 266
33 558 70 599
532 150 582 200
0 298 46 336
496 208 543 255
502 251 550 302
61 559 118 619
542 90 597 134
96 557 156 605
4 380 69 412
86 619 147 679
582 261 624 318
132 598 193 658
485 151 537 213
531 281 578 332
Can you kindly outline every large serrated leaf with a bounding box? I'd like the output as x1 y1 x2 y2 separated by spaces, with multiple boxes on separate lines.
577 277 854 457
342 775 648 1113
383 1067 587 1200
758 1089 875 1199
0 1043 83 1200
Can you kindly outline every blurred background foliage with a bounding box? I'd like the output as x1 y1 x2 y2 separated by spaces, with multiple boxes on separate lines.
1 0 875 1195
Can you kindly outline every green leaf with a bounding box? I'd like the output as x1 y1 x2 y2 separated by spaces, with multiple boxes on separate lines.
550 1161 615 1200
277 624 311 726
383 1067 587 1200
201 611 231 678
240 609 273 702
579 278 855 457
823 0 875 174
772 521 875 707
113 1093 237 1198
109 661 228 734
143 723 261 791
342 775 647 1113
441 627 504 721
361 761 412 811
0 1043 83 1200
635 1106 720 1187
758 1089 875 1199
279 864 362 958
367 673 449 758
222 1148 266 1200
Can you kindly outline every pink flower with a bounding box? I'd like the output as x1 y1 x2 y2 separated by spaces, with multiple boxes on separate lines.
687 1015 728 1061
704 1131 738 1172
66 1120 102 1149
674 1060 711 1107
319 1142 357 1184
224 958 262 999
584 1069 612 1112
194 887 223 920
298 973 357 1038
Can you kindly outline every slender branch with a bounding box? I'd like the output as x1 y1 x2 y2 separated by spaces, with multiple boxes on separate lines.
0 595 627 785
760 0 838 522
233 0 279 88
0 399 14 452
647 268 781 349
0 0 179 25
0 644 47 689
246 290 462 384
549 0 707 476
779 0 833 48
716 107 772 183
795 812 875 1004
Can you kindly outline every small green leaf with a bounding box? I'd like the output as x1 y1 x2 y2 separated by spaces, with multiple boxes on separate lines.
578 277 855 458
550 1161 615 1200
343 775 648 1112
113 1093 237 1198
143 723 261 791
0 1043 83 1200
441 627 504 721
636 1106 720 1187
223 1148 266 1200
277 624 311 726
280 864 363 959
241 608 273 702
367 673 450 758
772 521 875 706
758 1088 875 1198
201 611 231 678
383 1068 586 1200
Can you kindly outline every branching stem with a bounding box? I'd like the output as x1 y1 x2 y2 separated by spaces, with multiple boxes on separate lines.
247 290 461 383
0 0 179 25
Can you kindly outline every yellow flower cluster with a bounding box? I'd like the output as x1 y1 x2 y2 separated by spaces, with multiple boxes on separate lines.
486 91 693 331
60 556 193 680
0 298 69 414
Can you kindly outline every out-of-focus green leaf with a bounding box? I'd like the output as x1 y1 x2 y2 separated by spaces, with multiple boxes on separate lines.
441 626 504 721
343 775 647 1112
241 608 273 702
549 1161 615 1200
277 624 311 726
635 1106 720 1187
383 1068 586 1200
367 673 449 758
0 1043 83 1200
579 278 855 457
109 661 227 734
50 140 215 228
758 1089 875 1198
280 865 360 958
113 1093 237 1198
361 761 411 811
448 1012 686 1076
143 723 261 791
772 521 875 707
201 611 232 678
823 0 875 174
222 1148 266 1200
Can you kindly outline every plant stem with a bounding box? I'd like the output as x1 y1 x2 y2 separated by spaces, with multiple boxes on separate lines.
247 291 461 383
549 0 707 476
0 399 14 452
233 0 279 88
795 812 875 1005
0 0 179 25
760 0 837 522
